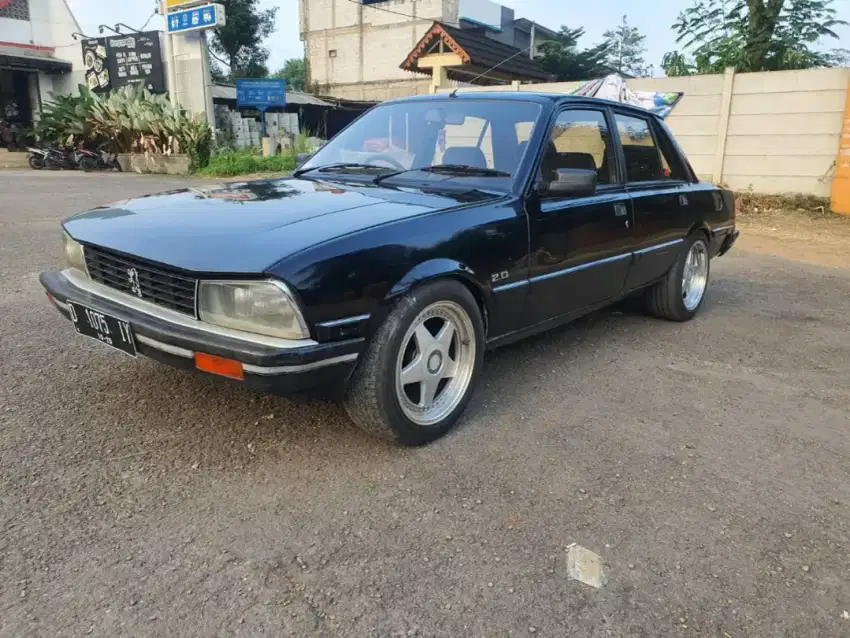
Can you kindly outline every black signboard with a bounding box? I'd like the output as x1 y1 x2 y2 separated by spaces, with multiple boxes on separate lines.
81 31 166 94
81 37 111 92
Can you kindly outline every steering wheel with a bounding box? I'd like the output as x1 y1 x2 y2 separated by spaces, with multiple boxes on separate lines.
362 154 406 171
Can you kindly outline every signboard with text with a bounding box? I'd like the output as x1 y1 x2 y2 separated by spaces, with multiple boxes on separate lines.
166 4 226 34
81 31 165 93
236 79 287 110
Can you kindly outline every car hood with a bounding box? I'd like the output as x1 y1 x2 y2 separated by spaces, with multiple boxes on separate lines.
63 177 502 273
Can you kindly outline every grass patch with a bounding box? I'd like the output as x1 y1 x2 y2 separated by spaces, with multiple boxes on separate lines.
198 148 297 177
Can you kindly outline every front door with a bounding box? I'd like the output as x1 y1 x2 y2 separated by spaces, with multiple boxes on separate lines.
526 107 634 326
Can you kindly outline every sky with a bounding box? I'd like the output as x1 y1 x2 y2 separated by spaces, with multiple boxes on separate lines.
66 0 850 76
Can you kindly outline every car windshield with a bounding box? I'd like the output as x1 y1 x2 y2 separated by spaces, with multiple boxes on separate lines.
297 99 543 190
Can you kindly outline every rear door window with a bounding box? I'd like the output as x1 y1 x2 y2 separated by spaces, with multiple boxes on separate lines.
614 113 683 183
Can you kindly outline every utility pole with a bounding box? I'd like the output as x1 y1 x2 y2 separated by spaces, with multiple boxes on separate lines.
160 0 179 106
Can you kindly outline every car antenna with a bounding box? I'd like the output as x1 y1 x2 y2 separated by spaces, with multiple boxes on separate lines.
449 44 533 98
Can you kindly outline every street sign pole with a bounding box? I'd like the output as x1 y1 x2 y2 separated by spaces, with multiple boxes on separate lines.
160 0 179 106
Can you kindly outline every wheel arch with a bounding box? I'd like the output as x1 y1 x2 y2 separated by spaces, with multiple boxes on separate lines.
384 259 490 336
687 221 711 242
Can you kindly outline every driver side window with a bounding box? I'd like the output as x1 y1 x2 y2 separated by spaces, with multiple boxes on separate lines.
436 116 495 169
542 109 615 185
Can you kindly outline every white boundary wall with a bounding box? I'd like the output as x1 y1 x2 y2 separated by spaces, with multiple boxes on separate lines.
441 67 850 197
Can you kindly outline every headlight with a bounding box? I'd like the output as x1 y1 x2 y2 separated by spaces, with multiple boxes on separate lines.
198 280 310 340
63 232 87 273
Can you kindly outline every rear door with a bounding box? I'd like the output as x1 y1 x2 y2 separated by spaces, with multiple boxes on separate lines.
525 106 634 326
611 111 693 290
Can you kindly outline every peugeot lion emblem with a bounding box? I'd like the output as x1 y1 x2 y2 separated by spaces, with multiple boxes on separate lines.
127 267 143 298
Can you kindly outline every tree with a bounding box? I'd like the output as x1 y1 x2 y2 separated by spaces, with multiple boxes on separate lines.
602 15 649 77
536 27 612 81
208 0 278 80
272 59 308 92
662 0 848 76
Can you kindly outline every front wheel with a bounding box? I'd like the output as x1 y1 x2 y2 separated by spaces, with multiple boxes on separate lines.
644 234 711 321
28 154 44 170
344 280 485 446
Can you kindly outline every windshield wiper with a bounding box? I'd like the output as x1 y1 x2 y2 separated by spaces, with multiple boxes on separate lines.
293 162 392 178
375 164 511 183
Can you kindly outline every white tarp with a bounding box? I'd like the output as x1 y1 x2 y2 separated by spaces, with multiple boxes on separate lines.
569 75 684 119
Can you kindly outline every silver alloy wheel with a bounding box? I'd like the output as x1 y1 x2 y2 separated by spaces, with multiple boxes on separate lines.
682 239 709 311
395 300 477 427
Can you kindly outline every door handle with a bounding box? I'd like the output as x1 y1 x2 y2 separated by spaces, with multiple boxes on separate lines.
614 203 628 217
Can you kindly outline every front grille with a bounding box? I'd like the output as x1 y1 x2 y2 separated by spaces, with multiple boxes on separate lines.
84 246 197 316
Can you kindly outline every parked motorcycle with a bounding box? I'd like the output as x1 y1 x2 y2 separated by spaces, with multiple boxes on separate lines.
26 147 48 170
43 146 80 171
76 146 102 172
76 144 122 172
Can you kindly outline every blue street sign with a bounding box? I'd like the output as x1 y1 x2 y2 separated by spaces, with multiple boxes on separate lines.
166 4 226 34
236 79 287 137
236 79 287 109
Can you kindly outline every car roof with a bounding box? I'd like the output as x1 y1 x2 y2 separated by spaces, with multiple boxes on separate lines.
382 91 663 120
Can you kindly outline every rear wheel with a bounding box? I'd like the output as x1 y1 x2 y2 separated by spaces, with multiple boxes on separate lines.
344 280 484 446
644 234 710 321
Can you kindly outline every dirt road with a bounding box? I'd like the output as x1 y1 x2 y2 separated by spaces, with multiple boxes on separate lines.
2 171 850 636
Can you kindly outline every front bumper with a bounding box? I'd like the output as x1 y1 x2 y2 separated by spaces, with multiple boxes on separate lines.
40 269 364 395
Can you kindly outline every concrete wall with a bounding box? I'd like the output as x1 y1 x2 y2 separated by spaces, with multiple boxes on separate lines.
440 67 850 197
301 0 456 100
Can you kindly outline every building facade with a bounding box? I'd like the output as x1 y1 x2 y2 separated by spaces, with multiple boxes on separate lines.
299 0 554 100
0 0 85 136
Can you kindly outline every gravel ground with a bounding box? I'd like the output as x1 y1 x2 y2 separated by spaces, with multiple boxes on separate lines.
2 171 850 637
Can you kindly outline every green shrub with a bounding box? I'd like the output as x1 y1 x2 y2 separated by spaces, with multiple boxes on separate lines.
197 148 297 177
34 83 214 166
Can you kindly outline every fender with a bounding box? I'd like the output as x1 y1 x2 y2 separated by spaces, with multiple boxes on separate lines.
387 258 487 300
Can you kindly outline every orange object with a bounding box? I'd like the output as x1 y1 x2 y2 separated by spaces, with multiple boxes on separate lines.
194 352 244 380
831 80 850 215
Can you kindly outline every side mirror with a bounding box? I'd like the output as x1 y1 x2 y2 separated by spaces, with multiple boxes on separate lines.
296 152 312 168
544 168 597 198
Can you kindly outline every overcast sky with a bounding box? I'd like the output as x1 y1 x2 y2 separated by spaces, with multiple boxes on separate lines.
66 0 850 75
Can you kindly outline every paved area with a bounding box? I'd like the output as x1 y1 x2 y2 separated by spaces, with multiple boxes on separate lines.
2 171 850 636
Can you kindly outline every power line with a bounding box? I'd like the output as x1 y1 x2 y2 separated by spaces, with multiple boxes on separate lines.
139 10 157 32
456 43 533 88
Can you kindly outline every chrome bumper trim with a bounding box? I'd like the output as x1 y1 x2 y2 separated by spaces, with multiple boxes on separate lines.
135 335 194 359
243 353 359 376
318 314 371 328
61 269 317 350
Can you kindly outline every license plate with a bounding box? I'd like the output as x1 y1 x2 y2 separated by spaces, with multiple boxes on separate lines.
67 302 137 357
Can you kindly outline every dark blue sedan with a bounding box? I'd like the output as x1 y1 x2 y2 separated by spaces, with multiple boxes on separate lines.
41 92 738 445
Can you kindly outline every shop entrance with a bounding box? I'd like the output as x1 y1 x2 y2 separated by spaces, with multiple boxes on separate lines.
0 69 33 149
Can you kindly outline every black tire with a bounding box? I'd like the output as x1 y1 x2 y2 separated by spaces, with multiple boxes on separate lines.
112 159 123 172
344 279 485 446
644 233 711 322
28 155 44 170
79 157 99 172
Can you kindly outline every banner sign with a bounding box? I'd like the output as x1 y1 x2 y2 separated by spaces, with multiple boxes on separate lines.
81 31 166 94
